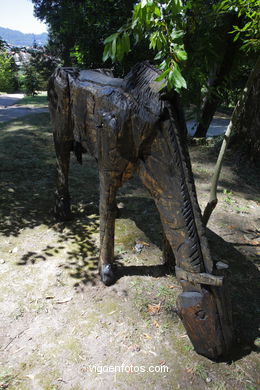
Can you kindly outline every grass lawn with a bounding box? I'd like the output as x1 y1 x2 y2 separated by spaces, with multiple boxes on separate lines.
16 91 48 108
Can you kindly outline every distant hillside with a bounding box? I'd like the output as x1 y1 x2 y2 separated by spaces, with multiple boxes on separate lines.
0 26 48 47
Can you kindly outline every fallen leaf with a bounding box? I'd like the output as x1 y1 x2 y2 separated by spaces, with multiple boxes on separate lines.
143 333 152 339
139 241 150 247
159 360 166 366
168 285 178 289
147 303 161 315
152 320 160 328
108 310 117 315
55 297 73 304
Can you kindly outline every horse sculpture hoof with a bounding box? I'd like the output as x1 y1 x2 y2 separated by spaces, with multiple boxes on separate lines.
100 264 115 286
54 195 72 221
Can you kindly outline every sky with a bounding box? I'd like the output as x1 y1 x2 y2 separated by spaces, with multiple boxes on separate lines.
0 0 47 34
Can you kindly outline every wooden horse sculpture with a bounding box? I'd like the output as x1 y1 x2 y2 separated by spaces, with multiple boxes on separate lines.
48 62 233 359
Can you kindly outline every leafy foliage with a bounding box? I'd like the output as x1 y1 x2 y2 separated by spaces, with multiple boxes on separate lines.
103 0 259 97
22 62 42 96
216 0 260 52
104 0 187 92
21 46 59 95
31 0 141 71
0 44 17 93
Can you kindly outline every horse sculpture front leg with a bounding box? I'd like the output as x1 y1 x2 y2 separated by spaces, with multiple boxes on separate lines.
98 170 119 285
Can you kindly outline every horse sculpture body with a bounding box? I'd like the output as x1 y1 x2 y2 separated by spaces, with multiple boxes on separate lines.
48 62 233 359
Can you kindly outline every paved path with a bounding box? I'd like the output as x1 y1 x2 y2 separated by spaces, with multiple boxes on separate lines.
187 115 230 137
0 93 25 107
0 93 48 123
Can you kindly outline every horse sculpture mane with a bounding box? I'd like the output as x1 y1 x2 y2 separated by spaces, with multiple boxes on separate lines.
48 61 233 359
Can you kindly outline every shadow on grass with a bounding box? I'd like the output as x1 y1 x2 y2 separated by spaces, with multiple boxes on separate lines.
0 113 100 284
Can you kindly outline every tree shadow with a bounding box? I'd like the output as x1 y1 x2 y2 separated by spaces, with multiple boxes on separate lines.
207 229 260 361
115 188 260 361
191 145 260 201
0 113 100 285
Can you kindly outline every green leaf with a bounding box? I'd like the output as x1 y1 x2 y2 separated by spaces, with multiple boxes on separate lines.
155 68 170 82
170 64 187 90
133 2 141 18
111 38 117 61
154 51 163 60
116 37 123 61
154 6 161 17
104 32 119 44
102 44 111 62
167 0 183 15
122 32 130 53
149 31 158 49
158 59 168 70
175 49 187 61
234 32 241 42
170 30 184 40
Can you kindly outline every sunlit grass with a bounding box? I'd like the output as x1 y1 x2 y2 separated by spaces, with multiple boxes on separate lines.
16 91 48 107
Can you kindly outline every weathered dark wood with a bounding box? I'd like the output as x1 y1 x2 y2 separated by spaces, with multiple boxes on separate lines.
177 288 227 359
175 266 223 287
48 62 233 359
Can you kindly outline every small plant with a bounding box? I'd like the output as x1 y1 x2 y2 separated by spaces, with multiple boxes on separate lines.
183 344 194 352
223 188 235 204
194 363 208 381
0 370 17 389
234 205 249 214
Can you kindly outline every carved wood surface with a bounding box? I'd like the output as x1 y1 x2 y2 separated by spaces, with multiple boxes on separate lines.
48 62 233 359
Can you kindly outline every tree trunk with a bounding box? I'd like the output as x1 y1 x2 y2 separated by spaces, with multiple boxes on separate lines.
194 21 238 138
229 55 260 165
202 55 260 224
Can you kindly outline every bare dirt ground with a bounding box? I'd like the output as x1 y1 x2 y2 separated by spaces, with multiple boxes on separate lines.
0 111 259 390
